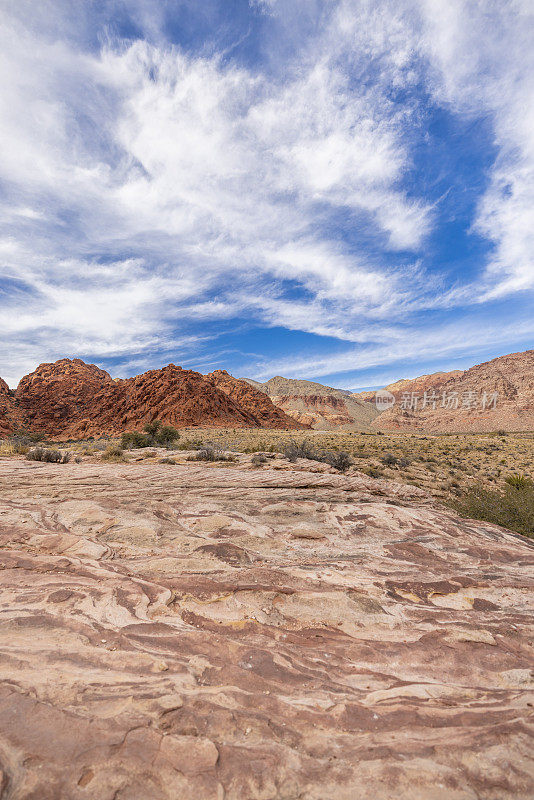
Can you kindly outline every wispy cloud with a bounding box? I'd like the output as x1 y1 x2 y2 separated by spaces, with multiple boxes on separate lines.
0 0 532 386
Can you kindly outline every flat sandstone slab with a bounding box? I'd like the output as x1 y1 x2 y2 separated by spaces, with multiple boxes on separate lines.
0 459 532 799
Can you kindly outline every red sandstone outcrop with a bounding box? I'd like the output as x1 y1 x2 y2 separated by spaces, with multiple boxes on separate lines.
7 359 305 438
87 365 263 438
0 457 532 798
371 350 534 432
206 370 306 429
0 378 19 436
15 358 114 435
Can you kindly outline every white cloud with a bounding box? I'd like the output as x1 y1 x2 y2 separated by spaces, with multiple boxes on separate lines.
0 0 532 385
417 0 534 295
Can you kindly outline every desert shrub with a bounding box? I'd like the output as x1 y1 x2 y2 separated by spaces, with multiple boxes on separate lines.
187 447 216 462
321 450 352 472
26 447 70 464
244 440 277 453
504 473 533 490
397 457 411 468
143 420 180 446
175 438 204 451
187 446 231 462
451 484 534 538
12 429 45 444
155 425 180 447
283 440 319 462
363 466 384 478
0 438 29 455
101 445 126 462
12 442 30 454
251 453 267 466
121 420 180 449
143 420 161 438
159 457 176 464
121 431 151 449
282 439 352 471
380 452 398 466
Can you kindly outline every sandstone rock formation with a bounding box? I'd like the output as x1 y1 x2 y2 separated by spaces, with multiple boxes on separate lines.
244 376 379 430
0 456 532 798
0 378 20 437
84 364 263 438
6 359 307 437
206 370 305 429
369 350 534 432
15 358 115 435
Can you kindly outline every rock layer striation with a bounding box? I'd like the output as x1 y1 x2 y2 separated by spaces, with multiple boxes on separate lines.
0 457 532 798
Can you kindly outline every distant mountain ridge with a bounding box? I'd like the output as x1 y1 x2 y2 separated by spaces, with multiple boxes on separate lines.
243 376 352 398
246 349 534 433
367 350 534 432
1 349 532 437
241 375 378 430
353 370 465 402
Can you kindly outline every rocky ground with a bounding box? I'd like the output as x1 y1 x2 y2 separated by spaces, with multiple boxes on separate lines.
0 456 532 799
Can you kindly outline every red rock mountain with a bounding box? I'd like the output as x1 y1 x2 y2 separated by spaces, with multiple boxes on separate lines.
15 358 115 435
4 359 306 438
369 350 534 432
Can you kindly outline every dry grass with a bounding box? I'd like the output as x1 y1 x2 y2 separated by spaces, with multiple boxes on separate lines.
185 427 532 487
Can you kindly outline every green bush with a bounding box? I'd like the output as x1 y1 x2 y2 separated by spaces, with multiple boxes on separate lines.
283 439 318 462
156 424 181 447
451 484 534 538
121 430 150 449
321 450 352 472
120 420 180 449
504 473 533 490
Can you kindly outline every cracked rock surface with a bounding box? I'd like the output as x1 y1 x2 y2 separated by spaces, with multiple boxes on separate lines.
0 459 532 799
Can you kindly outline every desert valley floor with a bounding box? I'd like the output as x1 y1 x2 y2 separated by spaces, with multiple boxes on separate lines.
0 450 532 799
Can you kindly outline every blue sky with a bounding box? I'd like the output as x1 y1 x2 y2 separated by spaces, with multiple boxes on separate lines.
0 0 533 390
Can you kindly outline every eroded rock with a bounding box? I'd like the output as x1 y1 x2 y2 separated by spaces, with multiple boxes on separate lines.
0 458 532 798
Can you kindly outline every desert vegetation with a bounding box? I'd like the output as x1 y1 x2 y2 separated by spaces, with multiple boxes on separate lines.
452 483 534 538
1 426 532 536
120 420 181 449
282 439 352 472
26 447 71 463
